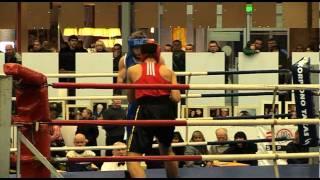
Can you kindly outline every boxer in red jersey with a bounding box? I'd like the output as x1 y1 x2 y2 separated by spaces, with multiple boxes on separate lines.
126 42 181 178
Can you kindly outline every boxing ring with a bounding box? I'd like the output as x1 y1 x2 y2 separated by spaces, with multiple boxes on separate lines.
1 62 320 178
8 164 319 178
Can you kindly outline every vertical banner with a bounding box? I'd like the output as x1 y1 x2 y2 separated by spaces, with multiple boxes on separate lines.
291 57 318 147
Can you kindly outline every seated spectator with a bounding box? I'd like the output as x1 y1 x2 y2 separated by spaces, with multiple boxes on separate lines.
49 107 66 170
163 44 172 52
184 130 208 167
286 130 309 164
243 41 260 56
209 128 230 154
95 142 147 172
223 131 258 166
101 142 128 171
5 44 21 64
66 133 98 171
185 44 194 52
208 40 221 53
172 132 185 168
76 108 100 156
95 40 107 52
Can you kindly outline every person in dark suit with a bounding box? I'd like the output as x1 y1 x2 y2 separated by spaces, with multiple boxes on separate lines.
223 131 258 166
286 130 309 164
102 99 126 156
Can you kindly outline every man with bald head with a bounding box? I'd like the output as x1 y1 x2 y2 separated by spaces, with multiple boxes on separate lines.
5 44 21 64
101 141 146 171
66 133 98 171
209 128 230 154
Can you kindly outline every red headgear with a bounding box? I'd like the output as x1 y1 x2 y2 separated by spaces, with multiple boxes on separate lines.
140 40 160 62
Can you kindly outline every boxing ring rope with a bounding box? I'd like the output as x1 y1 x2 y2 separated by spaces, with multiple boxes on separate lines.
12 92 304 101
9 137 293 152
54 152 319 163
25 119 319 126
185 74 192 147
15 68 316 78
51 83 320 91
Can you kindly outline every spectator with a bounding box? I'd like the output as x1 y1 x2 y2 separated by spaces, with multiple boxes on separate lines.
66 133 98 171
59 35 87 72
93 104 104 120
59 35 87 104
77 39 87 52
49 107 66 170
243 41 259 56
102 99 126 156
101 141 146 171
254 38 264 52
30 40 43 52
220 108 229 117
4 44 21 64
163 44 172 52
208 40 221 53
75 108 100 156
184 130 208 167
305 46 313 52
112 43 123 84
101 142 128 171
112 43 122 59
42 40 55 52
294 44 305 52
209 128 230 155
172 40 186 105
267 39 291 102
194 109 203 118
172 132 185 168
95 40 107 52
286 130 309 164
223 131 258 166
185 44 194 52
268 38 289 54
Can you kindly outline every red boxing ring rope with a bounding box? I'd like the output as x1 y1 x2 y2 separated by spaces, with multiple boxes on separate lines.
67 155 201 162
52 82 190 90
49 120 187 126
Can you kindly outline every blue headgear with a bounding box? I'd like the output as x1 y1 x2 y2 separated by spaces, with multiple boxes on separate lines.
128 38 149 49
125 38 149 69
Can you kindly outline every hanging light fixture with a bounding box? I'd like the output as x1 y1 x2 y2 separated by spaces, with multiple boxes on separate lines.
94 28 109 37
63 28 78 36
108 28 121 37
78 27 94 36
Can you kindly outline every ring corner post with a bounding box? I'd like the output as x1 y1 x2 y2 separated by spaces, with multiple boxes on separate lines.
0 75 12 178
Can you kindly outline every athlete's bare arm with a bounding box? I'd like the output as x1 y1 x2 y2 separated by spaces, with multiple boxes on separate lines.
159 56 165 65
117 56 126 83
169 70 181 103
159 65 181 103
126 65 140 103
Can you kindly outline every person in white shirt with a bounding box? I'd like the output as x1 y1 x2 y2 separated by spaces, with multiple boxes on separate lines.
101 141 128 171
101 141 146 171
66 133 98 171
